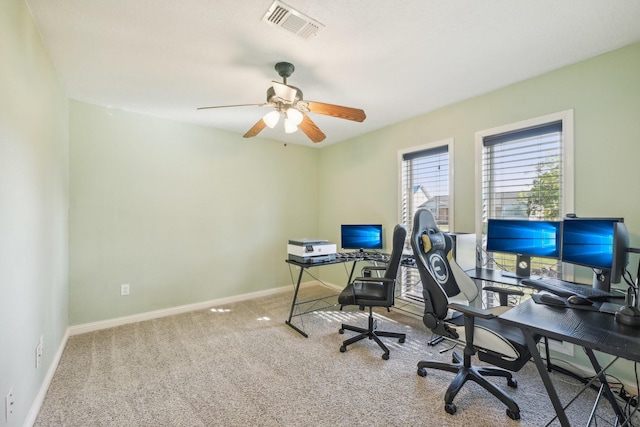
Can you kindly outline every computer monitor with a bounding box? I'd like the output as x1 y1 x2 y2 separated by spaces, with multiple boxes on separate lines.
486 219 562 278
561 217 627 291
611 221 630 284
340 224 383 251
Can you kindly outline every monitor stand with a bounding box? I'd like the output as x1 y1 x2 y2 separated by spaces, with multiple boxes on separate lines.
500 254 531 279
615 249 640 327
615 287 640 327
592 269 611 292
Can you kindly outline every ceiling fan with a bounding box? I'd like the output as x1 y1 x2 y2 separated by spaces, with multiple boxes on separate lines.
198 62 366 143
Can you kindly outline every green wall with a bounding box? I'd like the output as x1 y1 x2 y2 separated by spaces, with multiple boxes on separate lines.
69 103 320 325
0 1 69 425
317 42 640 390
318 42 640 279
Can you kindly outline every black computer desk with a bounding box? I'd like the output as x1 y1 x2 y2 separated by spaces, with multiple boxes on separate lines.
500 299 640 426
285 253 418 337
284 256 385 337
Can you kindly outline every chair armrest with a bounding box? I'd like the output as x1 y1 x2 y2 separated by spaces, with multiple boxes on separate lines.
448 302 495 320
361 265 387 276
482 286 524 297
353 277 394 284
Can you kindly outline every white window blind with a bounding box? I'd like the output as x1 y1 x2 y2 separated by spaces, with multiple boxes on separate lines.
481 121 564 276
401 145 450 231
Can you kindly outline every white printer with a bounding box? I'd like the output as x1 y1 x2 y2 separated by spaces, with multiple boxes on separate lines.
287 239 337 263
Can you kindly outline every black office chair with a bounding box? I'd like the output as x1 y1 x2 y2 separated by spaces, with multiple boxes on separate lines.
411 208 537 420
338 224 407 360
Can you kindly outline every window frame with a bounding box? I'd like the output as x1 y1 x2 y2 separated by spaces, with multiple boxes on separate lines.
398 138 455 233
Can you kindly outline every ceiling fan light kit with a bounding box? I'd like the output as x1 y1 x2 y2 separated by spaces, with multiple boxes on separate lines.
283 118 298 134
198 62 366 143
262 110 281 128
286 108 303 125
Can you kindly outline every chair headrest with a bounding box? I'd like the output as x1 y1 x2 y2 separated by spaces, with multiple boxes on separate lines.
422 231 446 254
414 209 446 254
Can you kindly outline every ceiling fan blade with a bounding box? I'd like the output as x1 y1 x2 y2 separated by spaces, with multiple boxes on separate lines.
197 103 265 110
299 114 326 143
305 101 366 122
272 81 298 103
243 119 267 138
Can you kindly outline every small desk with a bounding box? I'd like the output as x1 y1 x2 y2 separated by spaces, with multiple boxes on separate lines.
285 256 382 337
500 299 640 426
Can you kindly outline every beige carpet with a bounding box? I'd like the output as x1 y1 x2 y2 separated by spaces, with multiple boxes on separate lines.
35 285 637 426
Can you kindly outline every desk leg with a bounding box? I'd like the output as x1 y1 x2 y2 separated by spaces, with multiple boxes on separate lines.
346 261 358 284
498 292 509 306
584 348 626 422
285 266 308 338
522 329 571 427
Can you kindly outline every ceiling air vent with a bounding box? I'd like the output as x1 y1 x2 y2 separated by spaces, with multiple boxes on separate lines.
262 1 325 40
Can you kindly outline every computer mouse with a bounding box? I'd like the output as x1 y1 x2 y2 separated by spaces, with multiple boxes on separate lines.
567 295 593 306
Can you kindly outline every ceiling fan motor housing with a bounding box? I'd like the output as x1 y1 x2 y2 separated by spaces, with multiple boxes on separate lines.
266 86 303 105
275 62 295 79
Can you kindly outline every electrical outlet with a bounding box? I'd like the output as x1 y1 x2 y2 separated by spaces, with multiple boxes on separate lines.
5 388 14 422
35 336 43 369
120 284 130 296
36 335 44 368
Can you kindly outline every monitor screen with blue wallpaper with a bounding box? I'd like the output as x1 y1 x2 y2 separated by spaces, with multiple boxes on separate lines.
561 218 623 270
486 219 562 259
341 224 383 250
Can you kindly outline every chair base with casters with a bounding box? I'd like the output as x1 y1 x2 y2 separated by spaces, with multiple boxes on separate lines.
417 349 520 420
418 351 520 420
416 306 526 421
339 306 406 360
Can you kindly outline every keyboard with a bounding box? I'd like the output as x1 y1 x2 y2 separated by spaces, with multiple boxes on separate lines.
522 277 624 300
336 252 389 262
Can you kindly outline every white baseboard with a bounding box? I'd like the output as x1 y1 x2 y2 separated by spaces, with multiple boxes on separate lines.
68 284 300 335
24 328 70 427
67 280 340 335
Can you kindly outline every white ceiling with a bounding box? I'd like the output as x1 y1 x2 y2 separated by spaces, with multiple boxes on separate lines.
26 0 640 147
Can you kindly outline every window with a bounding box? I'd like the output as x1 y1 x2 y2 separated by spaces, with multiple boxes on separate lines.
398 139 453 302
476 111 574 277
399 140 453 231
